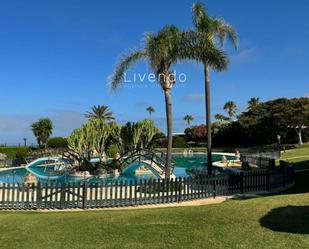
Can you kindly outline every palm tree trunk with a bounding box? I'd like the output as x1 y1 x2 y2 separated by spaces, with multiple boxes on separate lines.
164 89 173 178
298 130 303 145
204 64 213 176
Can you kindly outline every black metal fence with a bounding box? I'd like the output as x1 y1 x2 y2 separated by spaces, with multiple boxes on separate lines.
240 154 276 169
0 163 294 210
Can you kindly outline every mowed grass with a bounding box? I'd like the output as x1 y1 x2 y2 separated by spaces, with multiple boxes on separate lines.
281 143 309 170
0 171 308 249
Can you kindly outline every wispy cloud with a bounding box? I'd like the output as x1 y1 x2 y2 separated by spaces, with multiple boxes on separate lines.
134 101 151 108
0 109 86 144
183 93 204 102
230 47 256 63
305 93 309 98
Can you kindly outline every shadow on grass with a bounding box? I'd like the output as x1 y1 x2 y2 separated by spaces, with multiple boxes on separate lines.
279 170 309 195
260 205 309 234
229 195 260 201
293 160 309 170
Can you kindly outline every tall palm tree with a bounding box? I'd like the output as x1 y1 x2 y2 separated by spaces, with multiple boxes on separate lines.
109 26 227 178
146 106 155 120
110 26 183 178
223 101 237 119
247 97 260 110
183 115 194 127
85 105 115 122
191 3 238 175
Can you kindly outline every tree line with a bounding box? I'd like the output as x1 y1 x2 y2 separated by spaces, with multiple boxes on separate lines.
185 97 309 147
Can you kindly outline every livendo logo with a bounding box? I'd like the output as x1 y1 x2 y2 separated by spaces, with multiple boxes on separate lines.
123 70 187 84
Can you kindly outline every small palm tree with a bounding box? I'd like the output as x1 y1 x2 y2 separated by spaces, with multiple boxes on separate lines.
214 113 230 123
223 101 237 119
247 97 260 110
183 115 194 127
85 105 115 122
31 118 53 147
146 106 155 120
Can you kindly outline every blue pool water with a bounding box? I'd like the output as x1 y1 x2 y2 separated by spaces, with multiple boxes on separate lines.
0 154 237 184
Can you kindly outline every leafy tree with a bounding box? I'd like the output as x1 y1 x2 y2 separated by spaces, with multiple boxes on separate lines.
237 97 309 145
31 118 53 147
185 124 207 144
287 98 309 144
85 105 115 122
146 106 155 120
47 137 68 149
183 115 194 127
223 101 237 119
247 97 260 110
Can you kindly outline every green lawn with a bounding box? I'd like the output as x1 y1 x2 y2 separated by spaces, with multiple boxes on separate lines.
281 143 309 170
0 170 308 249
0 144 308 249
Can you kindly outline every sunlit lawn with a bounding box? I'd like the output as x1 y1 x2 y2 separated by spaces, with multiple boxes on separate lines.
0 144 308 249
281 143 309 170
0 170 308 249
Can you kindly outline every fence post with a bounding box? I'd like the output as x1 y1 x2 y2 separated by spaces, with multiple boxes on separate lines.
240 172 244 194
36 182 42 209
267 169 271 191
213 176 216 198
82 182 87 209
60 183 66 209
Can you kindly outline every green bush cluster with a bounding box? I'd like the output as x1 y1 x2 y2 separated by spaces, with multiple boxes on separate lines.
0 146 32 159
108 144 120 158
47 137 68 149
173 136 186 148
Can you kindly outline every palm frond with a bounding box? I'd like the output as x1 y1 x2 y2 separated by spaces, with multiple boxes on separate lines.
213 18 238 50
109 49 145 91
192 2 207 30
178 31 228 71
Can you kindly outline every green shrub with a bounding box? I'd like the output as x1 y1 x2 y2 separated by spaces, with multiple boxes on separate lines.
108 144 120 158
0 146 32 159
173 136 186 148
47 137 68 149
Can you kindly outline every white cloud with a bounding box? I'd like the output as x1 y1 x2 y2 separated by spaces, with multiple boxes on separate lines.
230 48 256 62
183 93 205 102
304 93 309 98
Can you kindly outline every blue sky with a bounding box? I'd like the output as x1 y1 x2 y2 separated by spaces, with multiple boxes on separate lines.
0 0 308 144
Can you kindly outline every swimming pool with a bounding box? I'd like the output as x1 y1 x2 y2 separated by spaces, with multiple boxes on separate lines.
0 153 238 184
